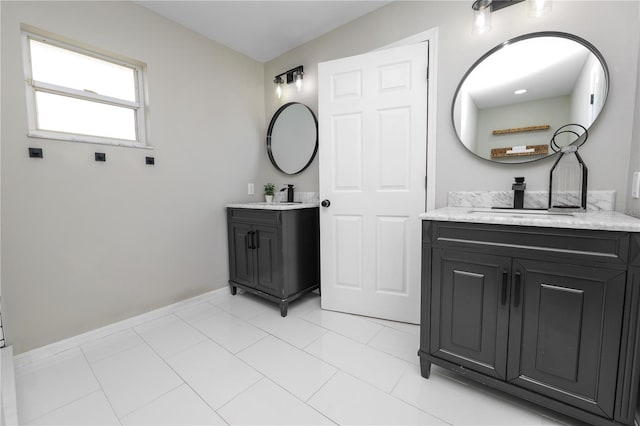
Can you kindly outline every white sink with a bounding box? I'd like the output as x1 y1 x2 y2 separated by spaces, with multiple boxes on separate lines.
469 208 575 217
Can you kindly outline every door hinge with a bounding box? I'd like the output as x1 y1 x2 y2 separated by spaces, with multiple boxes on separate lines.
426 66 429 81
425 176 428 189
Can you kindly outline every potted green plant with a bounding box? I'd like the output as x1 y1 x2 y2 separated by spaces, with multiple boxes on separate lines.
264 182 275 203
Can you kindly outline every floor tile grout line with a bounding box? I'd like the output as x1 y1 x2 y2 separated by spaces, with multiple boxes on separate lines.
195 305 343 423
386 365 455 426
212 376 267 421
236 332 340 401
260 374 340 426
298 331 414 396
317 368 454 426
304 368 340 404
245 313 329 350
82 330 196 421
15 347 105 425
365 322 386 345
295 311 385 348
79 346 123 425
218 374 340 426
148 320 271 422
126 327 230 424
19 388 109 425
134 313 209 360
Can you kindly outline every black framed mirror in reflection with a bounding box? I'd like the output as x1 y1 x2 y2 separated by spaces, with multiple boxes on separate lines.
267 102 318 175
451 31 609 163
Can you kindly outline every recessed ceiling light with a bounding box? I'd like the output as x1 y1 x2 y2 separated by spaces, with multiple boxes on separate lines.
514 89 527 95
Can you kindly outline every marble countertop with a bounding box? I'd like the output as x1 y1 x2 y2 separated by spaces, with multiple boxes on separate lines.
227 202 319 210
419 207 640 232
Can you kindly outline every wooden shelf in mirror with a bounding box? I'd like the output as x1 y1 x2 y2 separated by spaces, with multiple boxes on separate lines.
491 144 549 158
492 125 550 135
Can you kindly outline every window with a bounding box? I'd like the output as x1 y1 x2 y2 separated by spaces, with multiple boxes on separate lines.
22 29 148 147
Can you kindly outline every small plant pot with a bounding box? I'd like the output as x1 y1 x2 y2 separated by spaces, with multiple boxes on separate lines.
265 195 274 203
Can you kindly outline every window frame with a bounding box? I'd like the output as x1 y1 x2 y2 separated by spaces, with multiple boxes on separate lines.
21 29 149 148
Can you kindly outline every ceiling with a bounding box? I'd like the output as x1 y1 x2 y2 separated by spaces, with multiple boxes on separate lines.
135 1 392 63
465 37 593 109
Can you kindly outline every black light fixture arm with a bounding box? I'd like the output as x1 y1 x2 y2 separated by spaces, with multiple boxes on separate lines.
472 0 525 12
274 65 304 85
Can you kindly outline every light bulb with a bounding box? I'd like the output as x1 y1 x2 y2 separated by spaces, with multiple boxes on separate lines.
529 0 551 17
472 0 492 35
274 76 284 99
295 71 303 91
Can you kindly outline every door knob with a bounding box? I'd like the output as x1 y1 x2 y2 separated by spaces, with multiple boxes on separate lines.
321 199 331 208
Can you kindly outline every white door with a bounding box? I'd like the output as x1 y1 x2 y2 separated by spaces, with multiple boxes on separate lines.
318 42 428 324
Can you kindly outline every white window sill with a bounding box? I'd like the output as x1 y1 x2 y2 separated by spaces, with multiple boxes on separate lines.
27 130 153 150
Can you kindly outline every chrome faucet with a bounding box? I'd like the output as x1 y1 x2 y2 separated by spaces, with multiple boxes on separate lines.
512 177 526 209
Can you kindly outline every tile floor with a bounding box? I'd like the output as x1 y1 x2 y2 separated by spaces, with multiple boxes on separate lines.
15 289 589 425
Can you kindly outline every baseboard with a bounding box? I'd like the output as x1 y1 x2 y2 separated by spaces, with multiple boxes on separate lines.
14 287 227 371
1 346 18 426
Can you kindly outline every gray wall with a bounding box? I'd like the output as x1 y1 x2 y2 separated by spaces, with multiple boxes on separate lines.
262 1 640 210
1 1 265 353
475 95 571 161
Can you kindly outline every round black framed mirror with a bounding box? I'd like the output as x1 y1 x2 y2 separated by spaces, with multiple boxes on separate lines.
267 102 318 175
451 31 609 163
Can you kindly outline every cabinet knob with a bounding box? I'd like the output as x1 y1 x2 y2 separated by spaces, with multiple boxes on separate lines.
321 199 331 208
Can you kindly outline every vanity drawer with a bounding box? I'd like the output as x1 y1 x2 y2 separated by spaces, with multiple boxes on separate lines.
228 208 280 225
428 221 629 267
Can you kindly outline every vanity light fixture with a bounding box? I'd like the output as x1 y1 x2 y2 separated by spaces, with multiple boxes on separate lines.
273 65 304 98
472 0 549 34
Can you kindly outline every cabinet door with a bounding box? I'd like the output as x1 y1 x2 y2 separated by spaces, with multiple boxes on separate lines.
431 249 511 380
229 222 254 286
254 225 281 296
507 259 625 418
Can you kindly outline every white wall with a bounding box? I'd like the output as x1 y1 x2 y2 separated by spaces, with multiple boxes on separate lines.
263 1 640 210
1 1 265 353
456 90 478 153
571 54 606 126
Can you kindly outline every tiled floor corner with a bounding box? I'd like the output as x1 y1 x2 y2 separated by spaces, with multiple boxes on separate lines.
15 289 588 425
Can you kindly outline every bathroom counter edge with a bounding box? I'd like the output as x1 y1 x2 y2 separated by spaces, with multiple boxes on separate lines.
419 207 640 232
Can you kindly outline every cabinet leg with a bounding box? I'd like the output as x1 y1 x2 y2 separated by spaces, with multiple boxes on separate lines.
230 285 237 296
420 359 432 379
280 301 288 317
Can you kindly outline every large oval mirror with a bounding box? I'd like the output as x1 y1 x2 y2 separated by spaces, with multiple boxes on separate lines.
267 102 318 174
452 32 609 163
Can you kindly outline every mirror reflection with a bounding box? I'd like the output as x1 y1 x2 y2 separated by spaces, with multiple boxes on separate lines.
267 102 318 174
452 32 608 163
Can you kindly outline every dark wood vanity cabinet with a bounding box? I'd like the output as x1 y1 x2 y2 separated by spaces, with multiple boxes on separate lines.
420 221 640 426
227 207 320 316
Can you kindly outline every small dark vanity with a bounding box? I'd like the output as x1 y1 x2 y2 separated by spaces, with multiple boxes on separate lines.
226 204 320 316
419 209 640 426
